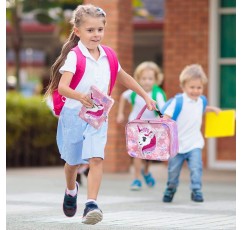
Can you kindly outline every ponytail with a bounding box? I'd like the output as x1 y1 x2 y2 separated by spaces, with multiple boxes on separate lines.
44 31 79 98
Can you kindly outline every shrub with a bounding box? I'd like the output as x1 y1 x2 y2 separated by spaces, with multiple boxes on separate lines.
6 92 63 167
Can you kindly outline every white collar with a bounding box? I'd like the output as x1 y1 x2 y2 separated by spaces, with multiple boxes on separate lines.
77 41 107 60
183 92 199 103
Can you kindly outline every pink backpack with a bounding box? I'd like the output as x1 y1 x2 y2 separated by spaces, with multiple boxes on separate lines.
125 105 179 161
52 45 118 116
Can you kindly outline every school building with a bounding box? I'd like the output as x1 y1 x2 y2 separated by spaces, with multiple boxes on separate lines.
6 0 236 172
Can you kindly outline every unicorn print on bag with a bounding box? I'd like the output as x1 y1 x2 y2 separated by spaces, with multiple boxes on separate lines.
79 85 114 129
137 126 157 155
85 93 104 118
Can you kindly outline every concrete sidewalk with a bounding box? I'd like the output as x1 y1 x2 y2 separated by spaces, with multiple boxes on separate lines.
6 164 236 230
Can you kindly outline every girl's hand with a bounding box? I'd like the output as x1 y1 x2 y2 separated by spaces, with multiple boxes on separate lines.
117 113 125 123
79 93 94 108
144 95 157 111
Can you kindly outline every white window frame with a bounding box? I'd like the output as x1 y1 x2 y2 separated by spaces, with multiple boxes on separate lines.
208 0 236 170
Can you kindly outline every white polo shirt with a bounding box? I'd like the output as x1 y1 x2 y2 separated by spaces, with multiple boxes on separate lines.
164 93 205 153
123 89 166 121
59 41 120 110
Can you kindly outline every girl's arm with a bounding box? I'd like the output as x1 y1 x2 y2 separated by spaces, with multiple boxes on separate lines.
117 69 157 111
116 93 127 123
205 105 221 114
58 71 93 108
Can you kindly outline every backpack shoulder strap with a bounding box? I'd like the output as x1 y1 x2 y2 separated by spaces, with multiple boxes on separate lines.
152 84 167 102
172 94 183 121
161 93 183 121
152 84 167 116
130 91 137 105
172 94 207 119
130 85 167 115
161 94 207 120
101 45 119 95
160 98 173 115
69 46 86 89
200 95 207 113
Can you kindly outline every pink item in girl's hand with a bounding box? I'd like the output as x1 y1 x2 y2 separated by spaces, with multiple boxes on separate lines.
79 86 114 129
125 105 179 161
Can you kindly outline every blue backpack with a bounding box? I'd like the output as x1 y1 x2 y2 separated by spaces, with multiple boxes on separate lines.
161 94 207 121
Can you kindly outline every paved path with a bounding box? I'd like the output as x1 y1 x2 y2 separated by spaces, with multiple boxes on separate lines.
6 164 236 229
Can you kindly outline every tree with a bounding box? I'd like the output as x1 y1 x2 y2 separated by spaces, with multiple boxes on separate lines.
6 0 83 91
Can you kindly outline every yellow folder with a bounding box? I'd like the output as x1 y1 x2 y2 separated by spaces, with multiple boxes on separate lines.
204 110 236 138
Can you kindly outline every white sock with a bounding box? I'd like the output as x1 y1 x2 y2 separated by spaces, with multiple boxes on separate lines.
66 186 77 197
86 199 97 204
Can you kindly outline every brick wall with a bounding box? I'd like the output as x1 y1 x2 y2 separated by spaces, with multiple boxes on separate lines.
84 0 133 172
217 135 236 161
163 0 209 96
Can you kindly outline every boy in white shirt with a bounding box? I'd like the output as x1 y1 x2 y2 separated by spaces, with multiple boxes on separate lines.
161 64 220 202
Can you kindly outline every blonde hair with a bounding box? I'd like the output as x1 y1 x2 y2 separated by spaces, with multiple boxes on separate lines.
179 64 208 87
44 4 106 98
134 61 164 85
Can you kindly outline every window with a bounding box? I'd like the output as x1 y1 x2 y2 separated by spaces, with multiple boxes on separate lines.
218 0 236 108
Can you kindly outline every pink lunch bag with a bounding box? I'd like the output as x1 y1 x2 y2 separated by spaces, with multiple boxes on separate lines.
125 105 179 161
79 85 114 129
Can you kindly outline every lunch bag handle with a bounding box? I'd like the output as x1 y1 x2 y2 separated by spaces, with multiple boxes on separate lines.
136 105 163 120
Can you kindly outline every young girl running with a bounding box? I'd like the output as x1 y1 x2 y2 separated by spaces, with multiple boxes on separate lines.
117 61 166 190
45 4 156 225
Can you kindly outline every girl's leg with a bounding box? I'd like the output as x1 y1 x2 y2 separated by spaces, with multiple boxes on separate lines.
130 158 142 190
82 157 103 225
133 158 142 179
64 163 79 190
142 160 155 187
87 157 103 200
143 160 150 174
63 163 79 217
